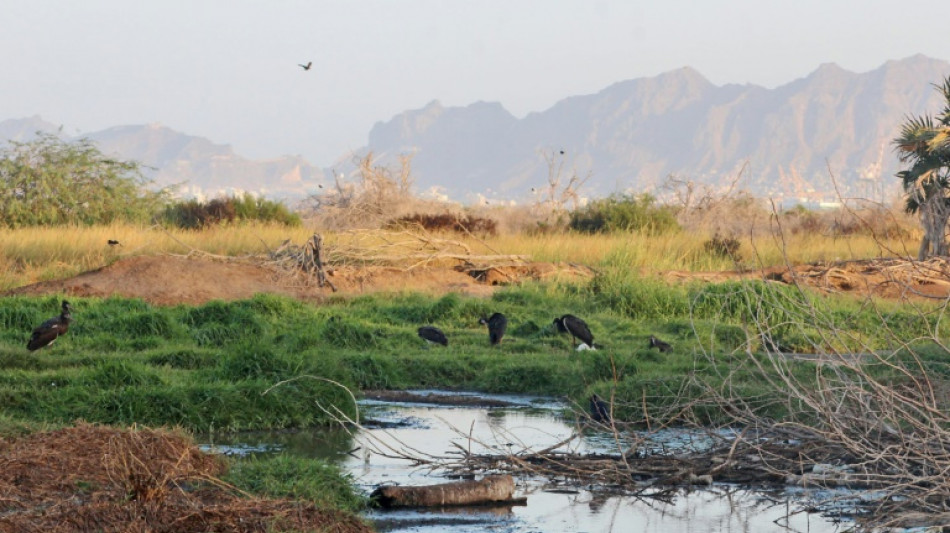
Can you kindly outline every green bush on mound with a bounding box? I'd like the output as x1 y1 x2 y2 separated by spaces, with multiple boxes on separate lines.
569 193 679 234
161 193 301 229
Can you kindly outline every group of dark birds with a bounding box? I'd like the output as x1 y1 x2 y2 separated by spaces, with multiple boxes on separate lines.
402 311 642 356
26 300 670 355
416 312 673 426
417 312 671 356
27 299 670 425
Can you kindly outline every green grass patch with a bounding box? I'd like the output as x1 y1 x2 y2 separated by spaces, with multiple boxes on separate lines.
0 275 945 430
224 454 366 512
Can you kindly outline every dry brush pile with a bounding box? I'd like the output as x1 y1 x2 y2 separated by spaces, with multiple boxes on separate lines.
0 424 371 533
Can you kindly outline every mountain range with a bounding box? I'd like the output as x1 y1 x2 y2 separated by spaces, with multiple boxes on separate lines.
364 54 950 204
3 54 949 204
0 117 324 200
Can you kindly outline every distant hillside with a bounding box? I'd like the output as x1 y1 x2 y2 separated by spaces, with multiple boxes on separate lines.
0 119 325 200
0 115 61 141
351 54 950 204
4 55 949 204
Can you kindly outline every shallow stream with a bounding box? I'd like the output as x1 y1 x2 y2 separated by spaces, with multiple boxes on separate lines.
204 391 845 533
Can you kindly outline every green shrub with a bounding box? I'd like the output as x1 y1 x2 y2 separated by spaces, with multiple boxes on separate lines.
161 193 301 229
569 193 679 234
387 212 498 236
703 233 742 261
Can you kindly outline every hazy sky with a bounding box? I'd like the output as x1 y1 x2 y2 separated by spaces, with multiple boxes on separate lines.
3 1 948 165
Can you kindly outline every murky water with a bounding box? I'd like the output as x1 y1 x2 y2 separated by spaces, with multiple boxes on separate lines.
203 391 846 533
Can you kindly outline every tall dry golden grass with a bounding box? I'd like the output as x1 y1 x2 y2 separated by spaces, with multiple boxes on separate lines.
490 231 917 269
0 221 921 290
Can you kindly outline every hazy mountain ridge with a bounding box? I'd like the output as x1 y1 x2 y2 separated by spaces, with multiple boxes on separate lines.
0 118 324 200
2 55 949 203
357 55 950 203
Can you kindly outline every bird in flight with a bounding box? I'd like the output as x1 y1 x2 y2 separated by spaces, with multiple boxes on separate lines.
299 61 313 71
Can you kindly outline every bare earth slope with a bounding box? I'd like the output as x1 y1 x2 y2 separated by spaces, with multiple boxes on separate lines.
7 254 950 306
4 255 594 305
662 257 950 301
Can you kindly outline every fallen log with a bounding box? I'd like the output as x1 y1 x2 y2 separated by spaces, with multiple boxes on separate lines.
371 475 525 508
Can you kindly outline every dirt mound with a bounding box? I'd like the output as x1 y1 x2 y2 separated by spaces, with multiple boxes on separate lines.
663 257 950 301
0 423 371 533
12 253 943 306
5 255 595 306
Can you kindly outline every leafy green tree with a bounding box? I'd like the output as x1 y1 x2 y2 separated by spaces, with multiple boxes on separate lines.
0 133 169 227
893 77 950 259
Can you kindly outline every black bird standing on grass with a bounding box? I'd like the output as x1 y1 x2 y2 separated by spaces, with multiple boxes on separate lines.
418 325 448 346
479 313 508 346
107 239 122 247
553 314 594 350
27 300 73 351
589 394 611 423
648 335 672 353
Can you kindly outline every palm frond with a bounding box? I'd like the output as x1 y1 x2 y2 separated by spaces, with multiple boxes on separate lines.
937 76 950 123
893 114 938 160
928 127 950 155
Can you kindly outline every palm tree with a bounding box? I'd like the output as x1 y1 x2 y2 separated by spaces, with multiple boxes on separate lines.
893 77 950 260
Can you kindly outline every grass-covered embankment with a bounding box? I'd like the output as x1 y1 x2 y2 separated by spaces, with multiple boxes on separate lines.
0 273 942 432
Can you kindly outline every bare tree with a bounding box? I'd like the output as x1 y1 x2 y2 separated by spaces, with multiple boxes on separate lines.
305 152 417 229
531 149 591 227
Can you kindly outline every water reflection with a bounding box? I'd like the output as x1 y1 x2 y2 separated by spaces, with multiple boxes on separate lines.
203 425 355 460
202 392 846 533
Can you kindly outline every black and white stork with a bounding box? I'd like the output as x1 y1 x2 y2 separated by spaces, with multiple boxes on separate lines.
27 300 73 351
553 314 594 350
